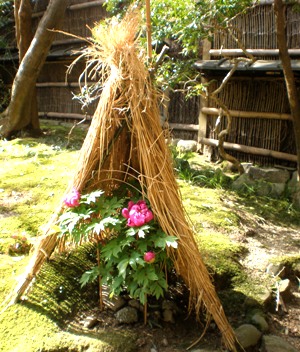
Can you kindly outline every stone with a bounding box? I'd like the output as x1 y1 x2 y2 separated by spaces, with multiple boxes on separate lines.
261 335 298 352
102 285 126 312
115 306 139 324
266 263 285 278
287 171 299 189
177 140 198 153
244 288 272 308
168 138 181 147
248 167 290 183
291 188 300 209
250 312 269 333
241 162 253 173
162 309 175 323
128 299 143 312
161 338 168 347
234 324 262 349
221 160 239 173
161 299 179 312
278 279 292 300
83 316 98 329
256 181 286 198
232 173 255 192
293 262 300 276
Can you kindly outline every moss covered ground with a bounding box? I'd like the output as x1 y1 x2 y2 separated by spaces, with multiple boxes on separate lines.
1 120 299 351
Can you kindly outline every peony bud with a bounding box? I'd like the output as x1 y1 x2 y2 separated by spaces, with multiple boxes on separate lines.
64 188 80 208
144 251 155 263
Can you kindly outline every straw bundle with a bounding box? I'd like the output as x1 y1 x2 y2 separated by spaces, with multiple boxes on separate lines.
8 11 238 351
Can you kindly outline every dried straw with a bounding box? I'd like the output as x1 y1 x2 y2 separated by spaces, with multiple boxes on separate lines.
7 11 238 351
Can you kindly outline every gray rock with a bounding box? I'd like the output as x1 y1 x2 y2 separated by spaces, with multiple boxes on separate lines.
292 190 300 209
287 171 299 189
103 295 126 312
162 299 179 312
266 263 285 278
256 181 286 198
162 309 175 323
169 138 181 147
241 162 253 173
128 299 143 312
161 338 168 347
234 324 262 349
249 167 290 183
177 140 198 153
250 312 269 332
261 335 298 352
115 306 139 324
83 316 98 329
293 262 300 276
232 173 255 191
278 279 292 298
244 288 272 308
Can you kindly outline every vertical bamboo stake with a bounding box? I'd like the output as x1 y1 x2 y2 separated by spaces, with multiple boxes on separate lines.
144 294 148 325
145 0 152 60
96 246 103 311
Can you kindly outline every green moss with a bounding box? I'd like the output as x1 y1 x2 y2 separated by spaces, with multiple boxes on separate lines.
0 123 85 240
1 122 300 351
0 245 137 352
0 305 136 352
270 254 300 274
179 180 240 232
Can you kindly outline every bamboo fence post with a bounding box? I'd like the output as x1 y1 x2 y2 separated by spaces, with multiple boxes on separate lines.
198 40 211 152
145 0 152 60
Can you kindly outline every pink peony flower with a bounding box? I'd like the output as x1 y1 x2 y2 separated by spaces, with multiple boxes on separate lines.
64 188 81 208
122 200 153 227
144 251 155 263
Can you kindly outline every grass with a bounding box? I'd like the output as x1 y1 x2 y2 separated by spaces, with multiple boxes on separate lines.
1 120 300 351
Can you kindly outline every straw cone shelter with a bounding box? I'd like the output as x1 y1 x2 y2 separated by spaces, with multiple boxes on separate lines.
8 12 238 351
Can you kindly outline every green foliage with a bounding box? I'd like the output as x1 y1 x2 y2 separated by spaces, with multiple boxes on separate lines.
8 234 32 256
58 189 178 304
0 0 13 49
171 148 232 189
104 0 253 89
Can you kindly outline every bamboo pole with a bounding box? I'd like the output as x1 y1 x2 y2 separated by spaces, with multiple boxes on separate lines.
36 82 84 88
168 123 199 131
52 38 85 46
201 107 293 121
200 137 297 162
145 0 152 59
38 112 92 120
209 48 300 57
32 0 105 18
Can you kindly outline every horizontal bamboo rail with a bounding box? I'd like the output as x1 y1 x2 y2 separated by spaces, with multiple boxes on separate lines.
168 123 199 131
38 112 92 120
200 137 297 162
201 107 293 121
33 0 105 18
36 82 80 88
52 38 85 46
209 49 300 57
36 82 94 88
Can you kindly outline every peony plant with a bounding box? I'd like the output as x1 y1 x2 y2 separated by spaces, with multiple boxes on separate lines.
58 189 178 305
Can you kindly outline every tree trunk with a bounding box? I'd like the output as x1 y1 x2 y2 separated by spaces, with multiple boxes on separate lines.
14 0 41 136
274 0 300 178
0 0 68 139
